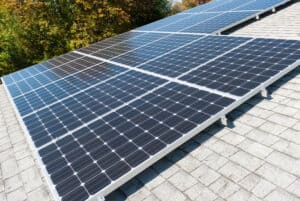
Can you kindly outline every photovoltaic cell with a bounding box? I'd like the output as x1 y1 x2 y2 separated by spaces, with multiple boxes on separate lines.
38 82 234 201
180 38 300 96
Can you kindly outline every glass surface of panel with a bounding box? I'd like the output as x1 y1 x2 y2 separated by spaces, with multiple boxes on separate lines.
38 82 234 201
180 38 300 96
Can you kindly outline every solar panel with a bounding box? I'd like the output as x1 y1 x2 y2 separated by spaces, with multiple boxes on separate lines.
37 82 235 201
180 37 300 96
137 14 192 31
181 11 257 34
22 70 167 148
110 34 202 66
1 0 299 201
205 0 252 12
3 33 299 201
91 32 171 59
182 0 234 13
137 35 250 77
233 0 289 11
135 0 290 34
78 31 146 54
156 13 222 32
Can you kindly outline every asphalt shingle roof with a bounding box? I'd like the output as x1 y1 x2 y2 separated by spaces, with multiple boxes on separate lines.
0 1 300 201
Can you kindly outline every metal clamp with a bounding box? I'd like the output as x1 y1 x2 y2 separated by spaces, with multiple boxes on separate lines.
260 88 268 98
221 116 228 126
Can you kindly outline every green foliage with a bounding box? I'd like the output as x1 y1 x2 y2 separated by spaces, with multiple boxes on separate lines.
125 0 171 27
0 0 171 77
171 0 211 13
0 5 27 76
183 0 211 9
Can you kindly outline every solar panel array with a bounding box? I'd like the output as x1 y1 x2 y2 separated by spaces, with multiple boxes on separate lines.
2 0 299 201
136 0 290 34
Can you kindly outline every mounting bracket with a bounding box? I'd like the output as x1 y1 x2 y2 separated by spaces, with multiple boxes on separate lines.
260 88 268 98
220 116 228 126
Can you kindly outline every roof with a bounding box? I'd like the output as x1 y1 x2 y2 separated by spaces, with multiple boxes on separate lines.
0 1 300 201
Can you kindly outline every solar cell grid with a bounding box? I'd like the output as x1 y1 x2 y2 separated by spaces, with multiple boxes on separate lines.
38 82 234 201
180 38 300 96
139 35 250 77
111 34 201 66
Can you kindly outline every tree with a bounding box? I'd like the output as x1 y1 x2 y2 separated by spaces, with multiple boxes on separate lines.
124 0 171 27
0 0 171 77
0 4 27 76
182 0 211 9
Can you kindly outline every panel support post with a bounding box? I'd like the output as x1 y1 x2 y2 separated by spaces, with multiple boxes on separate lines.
256 15 260 20
221 116 228 126
272 7 276 13
260 88 268 98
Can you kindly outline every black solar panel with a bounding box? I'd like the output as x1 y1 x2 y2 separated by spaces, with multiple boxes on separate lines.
92 33 170 59
111 34 201 66
135 0 289 34
38 82 234 201
157 13 221 32
1 0 298 200
182 11 257 33
22 70 167 148
78 31 145 54
180 38 300 96
234 0 288 11
12 62 127 117
138 35 250 77
205 0 251 12
137 14 192 31
183 0 232 13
